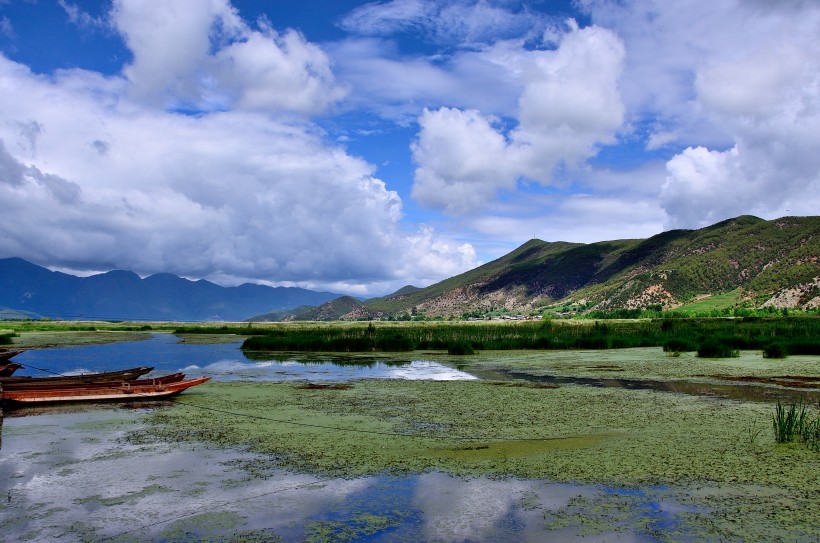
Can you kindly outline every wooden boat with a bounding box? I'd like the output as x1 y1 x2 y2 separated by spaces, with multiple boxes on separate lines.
0 366 154 386
0 375 210 404
0 362 22 377
0 349 24 362
0 372 183 391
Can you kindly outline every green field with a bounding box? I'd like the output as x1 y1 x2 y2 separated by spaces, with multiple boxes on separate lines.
674 289 744 312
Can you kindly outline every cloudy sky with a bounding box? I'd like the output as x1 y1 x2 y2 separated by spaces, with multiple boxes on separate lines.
0 0 818 296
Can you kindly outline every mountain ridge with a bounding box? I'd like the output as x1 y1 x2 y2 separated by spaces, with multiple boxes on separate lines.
0 258 340 321
256 215 818 321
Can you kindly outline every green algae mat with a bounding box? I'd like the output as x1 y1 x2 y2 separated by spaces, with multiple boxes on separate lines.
139 377 820 541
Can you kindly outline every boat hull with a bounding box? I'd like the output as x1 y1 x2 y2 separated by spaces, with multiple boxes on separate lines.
0 376 211 404
0 366 154 386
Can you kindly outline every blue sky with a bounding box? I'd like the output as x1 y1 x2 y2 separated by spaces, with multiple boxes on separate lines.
0 0 818 296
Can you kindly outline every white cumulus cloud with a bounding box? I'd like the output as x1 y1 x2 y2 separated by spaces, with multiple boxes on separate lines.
582 0 820 228
113 0 344 114
410 22 626 214
0 1 477 295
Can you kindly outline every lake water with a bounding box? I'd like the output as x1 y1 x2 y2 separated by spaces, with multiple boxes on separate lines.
0 335 803 541
0 407 689 542
8 333 478 382
9 334 815 403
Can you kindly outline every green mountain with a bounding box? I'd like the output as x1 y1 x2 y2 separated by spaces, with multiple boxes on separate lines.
338 215 818 319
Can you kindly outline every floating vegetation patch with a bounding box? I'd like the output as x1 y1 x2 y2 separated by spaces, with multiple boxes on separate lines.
543 490 671 539
434 435 611 461
141 379 820 487
485 380 560 389
159 512 263 542
303 512 408 543
293 383 354 390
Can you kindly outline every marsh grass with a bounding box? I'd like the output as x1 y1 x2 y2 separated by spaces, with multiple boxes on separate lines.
696 338 740 358
240 317 820 354
802 418 820 451
0 332 16 345
772 401 808 444
762 342 788 359
447 340 475 355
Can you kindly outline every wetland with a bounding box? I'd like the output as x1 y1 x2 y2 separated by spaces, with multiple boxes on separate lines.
1 328 819 541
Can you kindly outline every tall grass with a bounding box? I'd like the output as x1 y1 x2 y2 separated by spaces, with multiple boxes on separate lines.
774 401 820 451
0 332 17 345
802 418 820 452
447 340 476 355
696 337 739 358
762 342 788 359
240 317 820 354
773 401 808 444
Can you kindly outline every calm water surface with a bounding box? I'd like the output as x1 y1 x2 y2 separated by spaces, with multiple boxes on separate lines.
0 408 690 542
2 335 801 541
11 334 813 402
9 333 477 381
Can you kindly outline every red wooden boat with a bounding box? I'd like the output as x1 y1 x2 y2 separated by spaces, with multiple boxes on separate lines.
0 366 154 386
0 372 184 392
0 376 210 404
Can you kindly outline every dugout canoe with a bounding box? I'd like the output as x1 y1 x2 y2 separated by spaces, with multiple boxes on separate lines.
0 366 154 386
0 372 185 392
0 376 210 404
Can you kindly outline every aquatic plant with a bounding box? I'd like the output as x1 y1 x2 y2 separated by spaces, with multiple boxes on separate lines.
696 337 739 358
762 342 788 359
772 401 808 444
801 417 820 452
662 337 698 353
447 340 475 355
747 421 763 445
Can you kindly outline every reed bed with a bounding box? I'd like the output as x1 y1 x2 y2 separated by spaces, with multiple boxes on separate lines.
240 316 820 355
772 401 820 451
772 401 808 443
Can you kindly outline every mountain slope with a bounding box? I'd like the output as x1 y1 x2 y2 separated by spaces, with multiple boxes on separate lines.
0 258 340 321
249 296 365 322
351 215 820 318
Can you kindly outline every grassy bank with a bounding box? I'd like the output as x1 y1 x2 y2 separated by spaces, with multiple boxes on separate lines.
8 330 154 349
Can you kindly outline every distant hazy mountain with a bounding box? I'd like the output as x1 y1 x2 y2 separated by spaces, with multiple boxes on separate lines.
273 215 819 320
0 258 339 321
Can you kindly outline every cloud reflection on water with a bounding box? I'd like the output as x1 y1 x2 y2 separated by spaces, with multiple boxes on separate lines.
0 408 667 542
